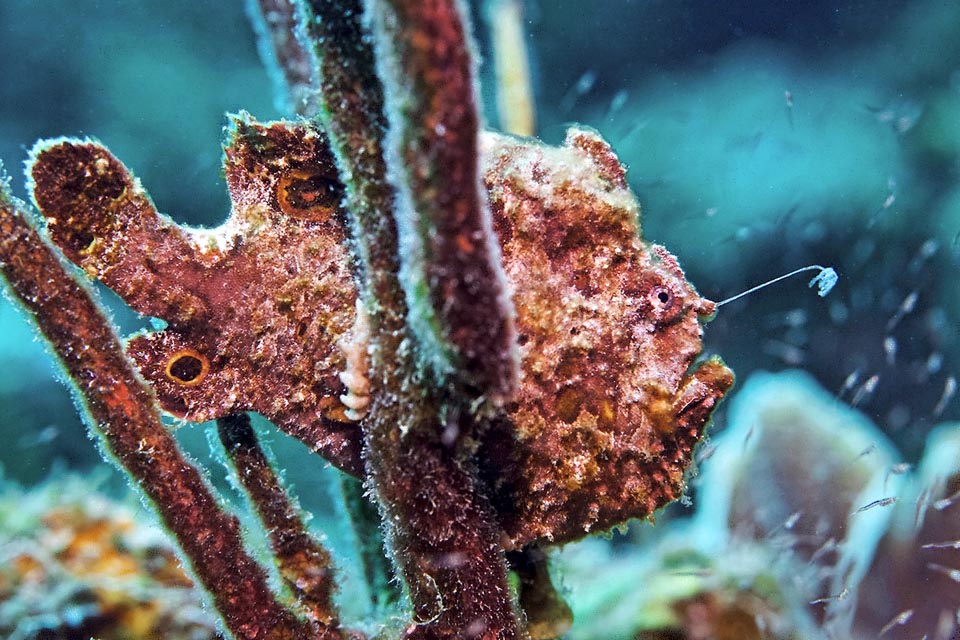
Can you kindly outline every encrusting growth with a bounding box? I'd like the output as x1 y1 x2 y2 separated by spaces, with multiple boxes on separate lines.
0 178 319 640
367 0 520 408
0 1 733 637
29 117 366 477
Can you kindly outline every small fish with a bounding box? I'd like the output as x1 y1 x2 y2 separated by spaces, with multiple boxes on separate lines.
763 339 805 365
908 238 939 272
560 70 596 111
883 336 897 366
669 568 713 578
850 374 880 407
886 290 918 332
809 587 849 605
921 540 960 550
867 185 897 227
742 423 756 451
934 487 960 511
853 496 897 514
933 376 956 418
839 370 861 400
915 485 933 530
785 90 794 129
883 462 911 493
784 511 802 531
810 537 837 564
879 609 913 636
608 89 628 115
695 443 717 465
934 610 956 640
927 562 960 583
855 442 876 460
927 352 944 375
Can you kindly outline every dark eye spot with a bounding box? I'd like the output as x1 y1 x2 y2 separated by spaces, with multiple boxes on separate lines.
165 350 209 386
645 284 684 325
650 286 674 310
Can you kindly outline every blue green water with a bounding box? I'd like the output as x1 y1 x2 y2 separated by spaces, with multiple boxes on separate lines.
1 2 959 638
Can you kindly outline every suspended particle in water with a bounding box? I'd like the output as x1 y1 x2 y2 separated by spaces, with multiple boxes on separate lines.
933 376 956 418
883 336 897 366
850 374 880 407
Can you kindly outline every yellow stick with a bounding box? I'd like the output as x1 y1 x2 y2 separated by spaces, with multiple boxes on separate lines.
488 0 536 137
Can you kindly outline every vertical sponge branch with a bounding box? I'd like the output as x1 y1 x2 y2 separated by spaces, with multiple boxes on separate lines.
247 0 321 115
292 2 525 636
294 0 401 314
216 413 344 635
0 180 315 640
366 0 518 407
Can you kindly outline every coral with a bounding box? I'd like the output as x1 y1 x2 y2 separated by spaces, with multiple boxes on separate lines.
853 424 960 639
0 0 731 637
0 176 318 638
561 370 960 639
0 477 219 640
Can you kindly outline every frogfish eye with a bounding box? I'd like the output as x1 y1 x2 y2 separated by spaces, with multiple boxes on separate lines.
165 350 210 386
645 283 685 325
651 286 673 308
